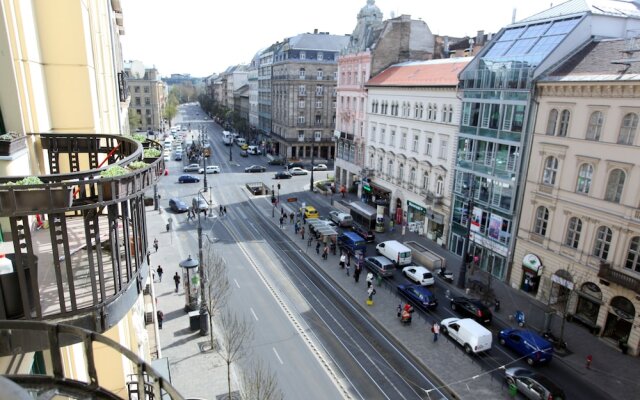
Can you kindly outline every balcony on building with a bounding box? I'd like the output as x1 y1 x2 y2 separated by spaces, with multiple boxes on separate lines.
0 133 165 333
598 263 640 295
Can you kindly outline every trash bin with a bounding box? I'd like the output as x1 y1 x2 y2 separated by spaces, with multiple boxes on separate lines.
188 310 200 331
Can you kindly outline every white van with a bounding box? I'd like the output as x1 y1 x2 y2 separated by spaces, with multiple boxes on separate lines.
222 131 233 145
247 145 260 155
163 137 173 149
375 240 412 266
440 318 492 354
235 137 247 147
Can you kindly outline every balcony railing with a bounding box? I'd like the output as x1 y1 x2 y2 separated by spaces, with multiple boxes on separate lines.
0 133 164 333
0 320 184 400
598 263 640 294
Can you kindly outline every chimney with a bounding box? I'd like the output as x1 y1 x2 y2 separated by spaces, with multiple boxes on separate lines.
476 30 484 45
314 28 318 34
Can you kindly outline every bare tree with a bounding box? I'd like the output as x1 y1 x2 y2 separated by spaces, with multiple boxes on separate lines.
241 358 283 400
202 243 231 349
217 311 254 400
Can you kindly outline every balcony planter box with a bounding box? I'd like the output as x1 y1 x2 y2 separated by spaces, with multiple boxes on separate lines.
0 187 73 212
0 134 27 156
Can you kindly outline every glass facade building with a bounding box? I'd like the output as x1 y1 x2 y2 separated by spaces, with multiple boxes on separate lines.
449 16 582 280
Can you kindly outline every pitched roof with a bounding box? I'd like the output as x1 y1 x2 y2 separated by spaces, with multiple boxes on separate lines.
289 33 350 51
542 38 640 81
366 57 471 87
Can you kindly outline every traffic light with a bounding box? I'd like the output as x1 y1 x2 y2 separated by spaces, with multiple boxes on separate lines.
277 183 281 190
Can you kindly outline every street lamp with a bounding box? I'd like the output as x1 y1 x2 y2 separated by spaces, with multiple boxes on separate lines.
201 128 208 193
196 188 210 336
309 139 315 193
271 185 276 218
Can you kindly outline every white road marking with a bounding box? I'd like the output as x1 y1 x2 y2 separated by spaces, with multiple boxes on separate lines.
272 347 284 364
234 279 240 288
250 307 259 321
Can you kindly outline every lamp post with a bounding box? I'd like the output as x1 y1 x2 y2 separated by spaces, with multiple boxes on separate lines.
271 185 276 218
201 128 208 193
309 139 315 192
197 188 209 335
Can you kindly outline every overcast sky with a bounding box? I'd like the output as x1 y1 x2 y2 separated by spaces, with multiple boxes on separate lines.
120 0 551 77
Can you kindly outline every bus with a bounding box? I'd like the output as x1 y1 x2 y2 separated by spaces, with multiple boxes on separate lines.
222 131 233 145
349 201 377 230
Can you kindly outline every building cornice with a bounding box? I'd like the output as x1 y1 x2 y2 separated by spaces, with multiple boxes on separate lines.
539 82 640 98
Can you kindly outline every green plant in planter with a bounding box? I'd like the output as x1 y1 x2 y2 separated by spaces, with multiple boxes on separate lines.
0 132 21 141
143 148 161 158
131 134 147 143
2 176 44 186
100 165 129 178
128 161 148 170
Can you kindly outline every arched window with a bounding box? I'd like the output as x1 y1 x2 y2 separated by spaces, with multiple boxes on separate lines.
593 226 612 260
586 111 603 141
377 156 383 172
436 177 444 196
398 163 405 182
557 110 570 136
618 113 638 145
543 156 558 185
564 217 582 248
546 109 558 135
604 169 625 203
625 236 640 272
409 167 416 184
534 206 549 236
576 163 593 194
387 159 393 177
369 154 374 169
422 173 430 190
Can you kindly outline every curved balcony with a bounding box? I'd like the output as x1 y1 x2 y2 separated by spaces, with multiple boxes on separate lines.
0 320 184 400
0 133 164 333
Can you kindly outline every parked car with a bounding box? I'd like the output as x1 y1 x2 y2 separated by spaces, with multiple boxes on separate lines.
174 152 183 161
312 163 328 171
268 157 286 165
364 256 395 278
289 167 308 176
286 161 305 169
352 224 375 242
450 296 493 325
163 154 170 162
498 329 554 365
440 318 493 355
192 197 209 213
240 150 249 157
183 163 200 172
504 368 565 400
329 211 353 227
245 165 266 173
178 175 200 183
301 205 319 219
274 171 292 179
199 165 220 174
169 198 188 213
402 264 435 286
397 284 438 310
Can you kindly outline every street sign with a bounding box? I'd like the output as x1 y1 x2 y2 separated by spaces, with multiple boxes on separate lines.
287 197 297 203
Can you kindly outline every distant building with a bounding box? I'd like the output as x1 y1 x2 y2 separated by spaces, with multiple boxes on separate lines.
271 30 350 160
124 61 166 132
248 50 262 130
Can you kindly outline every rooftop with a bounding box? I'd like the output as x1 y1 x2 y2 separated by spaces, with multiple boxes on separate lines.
366 57 471 87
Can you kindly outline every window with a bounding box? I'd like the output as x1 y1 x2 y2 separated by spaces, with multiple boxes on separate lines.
146 117 151 124
315 86 323 96
593 226 612 260
542 156 558 185
534 206 549 236
379 128 385 143
297 115 305 124
300 51 306 60
134 86 140 93
314 131 321 141
422 173 430 190
586 111 603 141
387 160 393 177
409 167 416 184
316 69 323 80
412 134 418 152
135 97 141 106
145 97 150 105
546 109 558 135
557 110 570 136
625 237 640 273
299 85 306 95
315 115 321 126
439 140 448 160
370 126 376 141
317 52 323 61
414 103 420 118
299 100 305 108
316 100 322 108
143 86 149 93
618 113 638 145
400 132 407 149
298 131 305 141
604 169 625 203
426 137 433 156
377 156 383 172
299 68 306 79
436 177 444 196
398 164 404 182
389 130 395 146
564 217 582 248
571 163 593 195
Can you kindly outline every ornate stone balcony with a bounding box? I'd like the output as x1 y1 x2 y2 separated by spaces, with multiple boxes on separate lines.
598 263 640 295
0 133 164 333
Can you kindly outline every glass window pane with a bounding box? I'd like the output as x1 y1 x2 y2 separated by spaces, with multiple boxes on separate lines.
547 18 580 35
505 38 537 56
499 26 526 41
521 22 551 38
485 41 514 58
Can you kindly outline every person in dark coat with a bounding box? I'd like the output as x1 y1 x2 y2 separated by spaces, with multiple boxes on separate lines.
157 310 164 329
157 265 163 282
173 272 181 293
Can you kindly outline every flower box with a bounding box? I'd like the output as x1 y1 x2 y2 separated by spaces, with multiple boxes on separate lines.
0 187 73 212
0 135 27 156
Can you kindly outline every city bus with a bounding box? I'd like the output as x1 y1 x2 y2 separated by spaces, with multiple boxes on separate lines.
349 201 377 230
222 131 233 145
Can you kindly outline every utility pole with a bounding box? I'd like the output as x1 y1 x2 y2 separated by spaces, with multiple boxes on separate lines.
202 128 208 193
309 139 315 192
456 175 475 289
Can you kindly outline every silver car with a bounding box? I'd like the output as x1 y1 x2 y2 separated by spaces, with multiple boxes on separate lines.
505 368 565 400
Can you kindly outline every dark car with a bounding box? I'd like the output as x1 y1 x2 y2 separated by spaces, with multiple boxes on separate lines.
397 284 438 310
240 149 249 157
274 171 292 179
286 161 305 169
352 224 375 242
268 157 286 165
169 198 188 213
450 296 492 324
505 368 565 400
178 174 200 183
245 165 266 173
498 329 553 365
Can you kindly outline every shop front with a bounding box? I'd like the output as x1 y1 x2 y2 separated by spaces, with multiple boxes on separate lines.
520 253 543 296
364 182 391 212
603 296 635 346
549 269 574 312
573 282 603 332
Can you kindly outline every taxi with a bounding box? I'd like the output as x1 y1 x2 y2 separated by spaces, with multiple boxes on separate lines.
301 205 319 219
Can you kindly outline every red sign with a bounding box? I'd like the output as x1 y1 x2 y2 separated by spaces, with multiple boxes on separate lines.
287 197 298 203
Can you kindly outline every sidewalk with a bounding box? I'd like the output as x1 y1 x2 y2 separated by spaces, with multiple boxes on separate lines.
318 190 638 399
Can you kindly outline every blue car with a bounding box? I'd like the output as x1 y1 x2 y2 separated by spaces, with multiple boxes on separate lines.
178 174 200 183
397 284 438 310
498 328 553 365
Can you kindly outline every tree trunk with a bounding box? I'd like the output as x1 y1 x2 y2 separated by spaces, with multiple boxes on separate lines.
209 314 215 350
227 361 232 400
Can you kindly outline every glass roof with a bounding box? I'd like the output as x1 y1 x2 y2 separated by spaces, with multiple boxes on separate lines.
481 17 580 66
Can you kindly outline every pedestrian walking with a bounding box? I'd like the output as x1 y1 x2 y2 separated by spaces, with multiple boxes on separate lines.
302 214 306 225
307 236 313 247
157 265 163 282
347 254 351 268
153 238 159 253
294 221 299 234
147 251 151 266
339 254 346 269
301 226 305 240
366 272 374 288
354 264 361 283
223 206 227 215
173 272 181 293
322 245 329 260
279 216 284 228
390 220 395 232
289 212 294 224
219 205 223 216
586 354 593 369
346 262 350 276
432 322 440 342
367 286 376 303
316 241 321 254
157 310 164 329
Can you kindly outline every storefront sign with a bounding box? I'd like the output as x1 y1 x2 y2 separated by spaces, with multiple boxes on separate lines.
522 253 543 275
363 182 371 192
407 200 426 213
551 274 574 290
469 233 509 256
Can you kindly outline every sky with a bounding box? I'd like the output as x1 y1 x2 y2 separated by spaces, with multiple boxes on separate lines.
120 0 552 77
